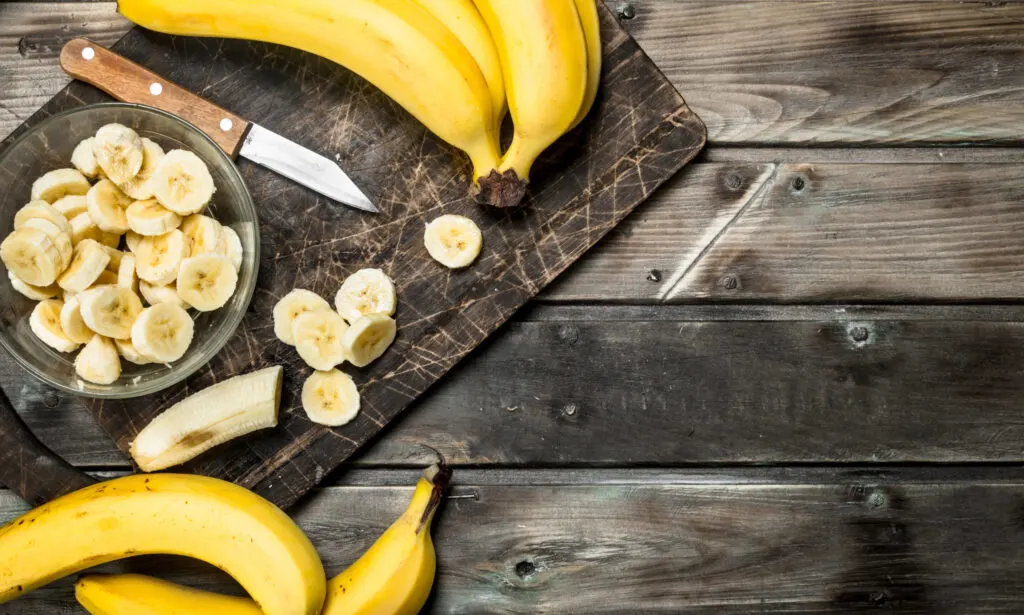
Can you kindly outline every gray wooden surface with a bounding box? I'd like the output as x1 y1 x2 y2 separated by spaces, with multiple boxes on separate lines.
4 1 1024 612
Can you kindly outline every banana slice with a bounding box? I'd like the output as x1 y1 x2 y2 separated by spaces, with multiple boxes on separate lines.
100 245 123 273
78 285 144 340
341 313 397 367
151 150 215 215
125 230 143 253
126 199 182 236
139 280 190 309
424 214 483 268
53 195 89 221
71 137 101 178
272 289 331 345
14 200 74 237
18 218 73 270
135 229 190 286
59 294 96 345
292 309 349 370
30 168 91 203
87 179 134 234
93 123 144 184
9 271 59 301
29 299 80 352
130 366 282 472
119 138 165 200
118 252 139 293
115 337 156 366
69 212 121 248
58 238 112 293
180 214 223 255
219 226 243 272
131 303 194 363
1 227 64 286
301 369 360 427
334 268 396 323
176 254 237 311
91 269 120 287
75 334 121 385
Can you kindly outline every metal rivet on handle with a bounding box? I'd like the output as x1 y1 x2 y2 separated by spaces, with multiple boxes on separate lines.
220 118 233 131
82 47 95 60
149 82 163 96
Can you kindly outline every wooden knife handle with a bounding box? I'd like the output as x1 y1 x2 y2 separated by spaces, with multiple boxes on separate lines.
60 37 250 158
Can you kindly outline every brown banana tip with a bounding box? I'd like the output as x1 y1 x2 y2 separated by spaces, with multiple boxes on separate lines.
475 169 527 209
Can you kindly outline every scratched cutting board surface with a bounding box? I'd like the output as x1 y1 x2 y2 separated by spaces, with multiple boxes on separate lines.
2 4 705 509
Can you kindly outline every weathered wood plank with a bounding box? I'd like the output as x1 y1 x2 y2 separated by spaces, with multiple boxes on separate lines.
5 1 1024 145
14 307 1024 470
6 470 1024 613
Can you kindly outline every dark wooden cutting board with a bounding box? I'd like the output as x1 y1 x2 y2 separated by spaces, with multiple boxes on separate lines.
1 3 705 509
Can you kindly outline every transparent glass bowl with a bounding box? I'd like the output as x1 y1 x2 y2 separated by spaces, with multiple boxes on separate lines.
0 103 259 398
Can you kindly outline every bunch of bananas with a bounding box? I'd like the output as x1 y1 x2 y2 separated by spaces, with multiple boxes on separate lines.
117 0 602 208
0 465 451 615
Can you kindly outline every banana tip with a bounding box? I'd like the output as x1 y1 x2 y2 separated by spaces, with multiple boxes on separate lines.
475 169 527 209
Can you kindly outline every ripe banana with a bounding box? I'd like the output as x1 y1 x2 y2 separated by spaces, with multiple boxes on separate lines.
0 473 327 615
176 253 237 311
273 289 331 346
131 365 281 471
72 464 450 615
118 0 502 182
302 368 360 426
342 313 397 368
130 302 194 362
119 137 165 200
424 214 482 268
334 268 397 323
473 0 592 207
570 0 602 130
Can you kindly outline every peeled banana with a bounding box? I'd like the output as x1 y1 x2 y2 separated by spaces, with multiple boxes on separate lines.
0 473 327 615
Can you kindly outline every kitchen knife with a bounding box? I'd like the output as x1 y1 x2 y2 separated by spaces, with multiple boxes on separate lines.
59 38 377 213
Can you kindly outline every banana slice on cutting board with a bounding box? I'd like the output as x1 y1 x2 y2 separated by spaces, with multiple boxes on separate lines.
14 200 74 237
272 289 331 345
139 280 190 309
75 334 121 385
342 313 397 368
130 366 281 472
180 214 223 255
1 227 64 287
18 218 72 270
126 199 182 236
93 123 144 184
30 168 91 203
292 309 349 371
218 226 243 272
60 294 97 345
176 254 237 311
78 285 143 340
58 239 112 293
423 214 482 268
334 268 396 323
152 150 215 215
69 212 120 248
71 137 101 178
301 369 360 427
131 303 194 363
9 271 60 301
53 195 89 221
30 299 80 352
119 138 165 200
114 337 156 365
87 179 134 234
135 229 190 286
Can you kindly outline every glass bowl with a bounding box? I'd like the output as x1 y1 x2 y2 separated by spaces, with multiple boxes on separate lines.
0 103 259 398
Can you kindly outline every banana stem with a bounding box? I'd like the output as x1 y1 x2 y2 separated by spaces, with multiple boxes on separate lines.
417 462 452 533
475 169 527 209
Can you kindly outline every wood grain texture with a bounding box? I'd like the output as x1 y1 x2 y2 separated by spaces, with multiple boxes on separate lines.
7 469 1024 613
6 2 1024 145
14 307 1024 469
0 6 704 508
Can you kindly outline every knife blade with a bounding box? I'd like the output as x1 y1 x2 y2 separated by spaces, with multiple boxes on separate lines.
59 38 377 213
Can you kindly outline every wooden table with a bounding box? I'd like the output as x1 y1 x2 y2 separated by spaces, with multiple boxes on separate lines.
3 1 1024 612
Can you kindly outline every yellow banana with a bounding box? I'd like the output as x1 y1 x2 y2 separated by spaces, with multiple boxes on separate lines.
411 0 507 135
73 464 452 615
0 474 325 615
474 0 589 207
118 0 501 181
570 0 603 130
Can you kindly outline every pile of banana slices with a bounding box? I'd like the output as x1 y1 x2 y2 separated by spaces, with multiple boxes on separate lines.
0 123 243 385
273 269 399 426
